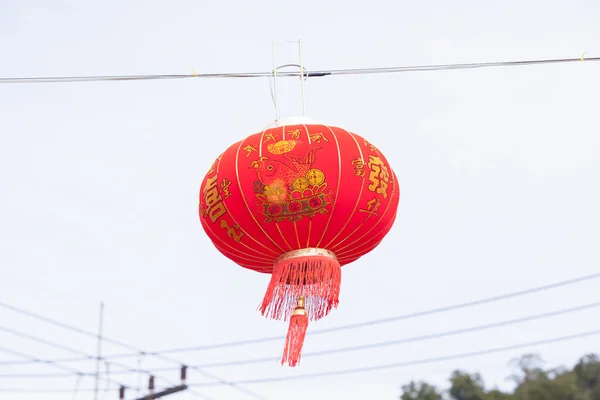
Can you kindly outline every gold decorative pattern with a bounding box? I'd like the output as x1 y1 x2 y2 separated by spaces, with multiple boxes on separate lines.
264 132 277 143
220 178 232 199
358 197 382 221
244 144 258 157
220 220 244 242
309 132 329 143
367 155 391 199
251 141 332 223
287 129 302 139
199 154 274 262
267 139 296 155
351 156 365 177
235 139 287 253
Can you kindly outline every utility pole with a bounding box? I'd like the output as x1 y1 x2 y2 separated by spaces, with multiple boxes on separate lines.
133 366 188 400
93 302 105 400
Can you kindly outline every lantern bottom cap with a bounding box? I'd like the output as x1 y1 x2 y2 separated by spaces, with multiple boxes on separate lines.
275 248 338 265
264 116 321 129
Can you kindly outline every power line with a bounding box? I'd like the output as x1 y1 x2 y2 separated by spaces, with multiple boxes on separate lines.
1 272 597 366
0 346 87 376
0 387 167 394
0 325 175 387
3 300 597 376
0 327 199 399
0 386 173 394
3 329 598 393
92 272 600 359
0 346 126 389
0 56 597 84
0 303 267 400
153 301 600 369
188 329 600 386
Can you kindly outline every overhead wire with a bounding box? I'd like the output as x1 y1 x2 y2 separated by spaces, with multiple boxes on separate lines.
1 272 597 366
149 301 600 369
0 56 598 84
0 273 596 399
2 329 598 393
12 270 592 363
188 329 600 386
0 49 596 399
0 303 266 400
0 325 175 387
0 346 126 389
2 300 598 376
147 272 600 355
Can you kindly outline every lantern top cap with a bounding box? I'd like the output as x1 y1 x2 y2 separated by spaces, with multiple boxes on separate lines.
265 117 321 129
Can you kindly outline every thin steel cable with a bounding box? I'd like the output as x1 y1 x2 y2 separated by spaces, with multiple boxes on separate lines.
2 329 598 392
0 305 265 400
3 301 598 376
189 329 600 386
0 325 174 386
1 272 597 365
0 56 597 84
150 301 600 369
0 327 216 400
0 346 126 388
80 272 600 359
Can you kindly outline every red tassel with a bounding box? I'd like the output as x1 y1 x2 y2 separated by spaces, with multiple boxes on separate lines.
281 296 309 367
260 250 341 322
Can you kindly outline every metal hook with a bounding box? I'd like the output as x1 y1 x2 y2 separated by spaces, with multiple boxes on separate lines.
269 40 308 122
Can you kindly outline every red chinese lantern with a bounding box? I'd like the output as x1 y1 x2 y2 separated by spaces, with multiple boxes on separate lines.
198 117 400 366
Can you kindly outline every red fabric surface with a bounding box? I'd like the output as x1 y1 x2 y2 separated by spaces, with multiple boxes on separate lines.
198 123 400 273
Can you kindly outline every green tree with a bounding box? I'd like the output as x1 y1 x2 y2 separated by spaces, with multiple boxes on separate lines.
509 353 548 400
508 353 545 385
397 352 600 400
573 354 600 400
449 370 486 400
512 366 578 400
485 389 515 400
400 381 443 400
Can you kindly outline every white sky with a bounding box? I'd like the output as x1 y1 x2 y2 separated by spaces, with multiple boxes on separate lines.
1 1 599 399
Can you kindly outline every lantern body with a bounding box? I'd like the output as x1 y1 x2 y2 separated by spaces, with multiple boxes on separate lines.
199 118 399 273
198 117 400 366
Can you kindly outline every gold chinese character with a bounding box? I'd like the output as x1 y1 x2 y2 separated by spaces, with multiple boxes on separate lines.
351 157 365 177
310 133 329 143
220 220 244 242
264 132 277 143
203 174 226 223
220 178 232 199
367 155 390 198
244 145 258 157
287 129 301 139
359 197 382 220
